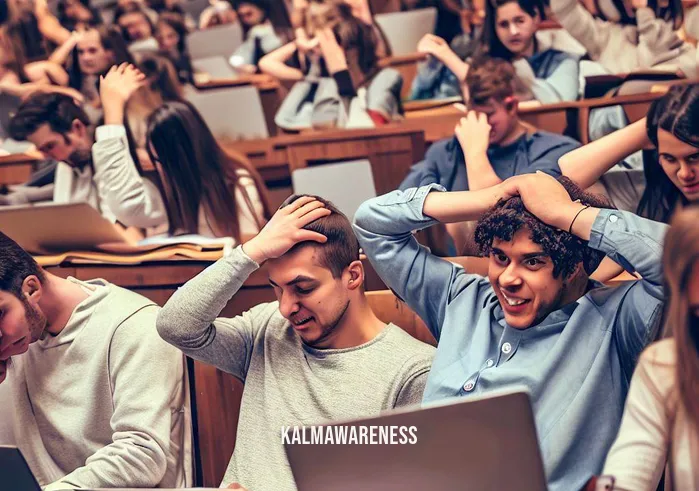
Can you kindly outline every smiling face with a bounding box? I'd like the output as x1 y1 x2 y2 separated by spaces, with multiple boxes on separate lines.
657 128 699 202
267 245 355 347
494 1 539 57
488 228 570 329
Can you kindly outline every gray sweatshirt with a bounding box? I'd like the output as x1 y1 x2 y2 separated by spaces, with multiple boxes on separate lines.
0 278 191 490
156 246 435 491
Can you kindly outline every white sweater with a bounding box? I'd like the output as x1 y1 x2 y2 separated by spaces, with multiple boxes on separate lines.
551 0 698 78
603 339 699 490
0 278 192 489
55 125 168 229
90 124 266 239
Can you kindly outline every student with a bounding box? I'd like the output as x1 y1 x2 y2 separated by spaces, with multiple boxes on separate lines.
0 27 77 99
401 57 579 251
261 0 402 129
157 195 435 491
56 0 102 31
401 56 579 192
8 78 166 229
560 83 699 220
121 51 184 172
115 2 159 53
600 205 699 490
52 25 134 118
550 0 697 78
0 231 191 489
413 0 580 103
145 99 271 239
353 172 666 491
228 0 292 73
155 11 194 84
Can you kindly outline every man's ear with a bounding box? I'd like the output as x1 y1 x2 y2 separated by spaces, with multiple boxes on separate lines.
504 95 519 113
21 275 43 306
345 260 364 291
71 118 87 138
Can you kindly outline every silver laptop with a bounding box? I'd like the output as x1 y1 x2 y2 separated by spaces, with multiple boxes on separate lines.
374 8 438 56
285 389 548 491
291 160 377 222
0 202 131 254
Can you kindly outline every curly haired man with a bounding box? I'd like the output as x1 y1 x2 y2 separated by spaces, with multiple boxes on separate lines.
353 172 668 491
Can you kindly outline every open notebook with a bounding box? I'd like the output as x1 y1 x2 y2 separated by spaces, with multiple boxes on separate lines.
0 202 233 265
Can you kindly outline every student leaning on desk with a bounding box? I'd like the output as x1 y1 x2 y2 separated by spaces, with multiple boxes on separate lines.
0 231 192 489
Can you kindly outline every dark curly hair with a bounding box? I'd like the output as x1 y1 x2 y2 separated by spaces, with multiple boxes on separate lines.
474 177 614 278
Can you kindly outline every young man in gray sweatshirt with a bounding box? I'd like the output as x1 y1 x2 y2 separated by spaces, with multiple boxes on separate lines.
0 232 191 490
156 195 435 491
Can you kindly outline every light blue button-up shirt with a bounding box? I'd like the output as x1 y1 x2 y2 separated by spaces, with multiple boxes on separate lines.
353 185 667 491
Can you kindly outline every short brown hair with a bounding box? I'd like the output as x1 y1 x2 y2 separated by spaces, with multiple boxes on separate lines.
465 56 516 106
280 195 360 278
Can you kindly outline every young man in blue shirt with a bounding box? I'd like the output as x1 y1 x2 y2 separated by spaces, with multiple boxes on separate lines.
400 57 579 194
354 172 666 491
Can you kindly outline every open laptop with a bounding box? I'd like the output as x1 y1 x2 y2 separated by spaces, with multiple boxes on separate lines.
285 389 548 491
0 202 131 254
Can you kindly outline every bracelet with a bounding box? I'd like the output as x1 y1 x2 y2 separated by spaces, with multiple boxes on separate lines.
568 205 590 234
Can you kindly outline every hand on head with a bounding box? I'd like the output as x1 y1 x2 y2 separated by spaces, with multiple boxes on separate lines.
500 172 581 230
454 110 491 158
242 196 331 265
99 63 146 107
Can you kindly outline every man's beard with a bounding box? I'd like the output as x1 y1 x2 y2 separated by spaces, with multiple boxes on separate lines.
306 300 351 348
68 148 93 170
21 297 48 343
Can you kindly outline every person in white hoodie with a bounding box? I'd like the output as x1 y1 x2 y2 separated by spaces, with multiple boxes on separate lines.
550 0 697 78
8 73 167 230
0 231 191 490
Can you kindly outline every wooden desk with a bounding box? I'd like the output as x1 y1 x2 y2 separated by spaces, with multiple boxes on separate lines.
0 152 42 186
225 124 426 197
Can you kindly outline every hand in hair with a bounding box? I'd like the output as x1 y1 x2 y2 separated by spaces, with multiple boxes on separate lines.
242 196 331 265
317 27 347 75
501 172 596 235
100 63 146 125
455 110 491 160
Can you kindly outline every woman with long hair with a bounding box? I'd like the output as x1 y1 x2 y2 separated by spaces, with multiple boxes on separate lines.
601 205 699 490
93 63 270 241
154 12 193 84
261 0 402 129
146 101 271 240
228 0 293 73
560 83 699 222
550 0 695 77
413 0 580 103
62 25 134 110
